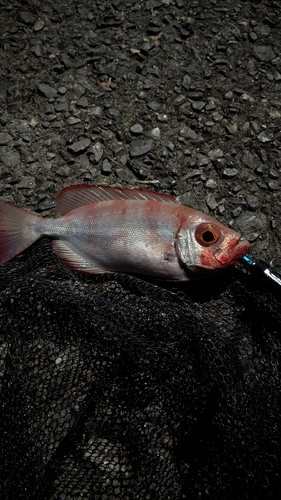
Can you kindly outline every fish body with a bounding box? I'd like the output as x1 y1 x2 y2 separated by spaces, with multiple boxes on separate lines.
0 185 250 280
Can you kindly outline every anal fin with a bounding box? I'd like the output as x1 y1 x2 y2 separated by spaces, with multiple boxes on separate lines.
52 240 110 274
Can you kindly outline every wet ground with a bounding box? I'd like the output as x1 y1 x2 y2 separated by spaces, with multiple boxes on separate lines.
0 0 281 264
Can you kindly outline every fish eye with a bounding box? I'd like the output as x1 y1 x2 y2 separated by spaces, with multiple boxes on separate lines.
195 224 221 247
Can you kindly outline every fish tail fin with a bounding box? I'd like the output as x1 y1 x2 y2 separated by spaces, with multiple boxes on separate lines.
0 200 41 264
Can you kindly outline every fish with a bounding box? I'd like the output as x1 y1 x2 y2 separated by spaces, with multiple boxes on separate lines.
0 184 250 281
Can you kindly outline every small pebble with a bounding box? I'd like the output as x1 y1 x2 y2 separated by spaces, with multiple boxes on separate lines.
34 20 45 31
179 127 197 140
1 151 20 167
101 160 112 175
205 179 217 189
68 138 91 154
205 193 218 210
130 138 154 158
242 150 255 168
149 127 161 140
37 83 57 99
159 176 176 189
197 157 209 167
252 45 275 62
246 194 259 210
56 165 70 177
130 124 143 134
208 148 223 160
157 114 168 123
88 142 103 163
17 177 36 189
257 131 271 143
0 132 12 145
268 180 279 191
222 168 238 178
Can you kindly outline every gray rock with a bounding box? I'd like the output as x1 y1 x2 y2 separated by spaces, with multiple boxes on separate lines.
91 106 102 117
68 138 91 154
224 91 234 100
206 99 217 111
179 126 197 140
116 168 134 182
253 25 271 38
197 157 209 167
56 165 70 177
130 138 154 158
76 97 88 108
225 123 237 134
0 81 7 102
34 20 45 32
232 207 242 218
177 192 192 206
156 113 168 123
222 168 238 178
191 101 205 111
252 45 275 62
1 150 20 167
127 160 149 180
101 160 112 175
246 194 260 210
54 102 69 112
72 83 85 98
242 150 255 168
205 193 218 210
60 53 73 69
31 45 42 57
36 198 55 212
208 148 223 160
88 142 103 163
182 74 191 90
66 117 81 125
149 127 161 140
159 176 176 189
245 232 260 243
205 179 217 189
235 212 264 234
130 124 143 134
0 132 12 145
166 142 175 152
106 108 120 119
268 180 279 191
18 11 35 26
147 101 161 111
38 84 57 99
17 177 36 189
257 131 271 143
114 145 126 158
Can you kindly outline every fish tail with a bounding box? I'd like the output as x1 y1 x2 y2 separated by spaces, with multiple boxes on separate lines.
0 200 41 264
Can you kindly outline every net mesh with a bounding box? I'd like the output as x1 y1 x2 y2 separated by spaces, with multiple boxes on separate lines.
1 240 280 499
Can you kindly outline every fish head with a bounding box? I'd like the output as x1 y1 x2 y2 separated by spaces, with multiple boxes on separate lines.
175 216 251 278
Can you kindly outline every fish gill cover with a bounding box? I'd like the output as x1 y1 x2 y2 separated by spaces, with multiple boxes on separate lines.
0 239 281 500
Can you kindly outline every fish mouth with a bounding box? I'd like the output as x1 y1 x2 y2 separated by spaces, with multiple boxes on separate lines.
215 237 251 266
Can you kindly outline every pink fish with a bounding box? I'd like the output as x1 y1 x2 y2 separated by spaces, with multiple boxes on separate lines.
0 184 250 280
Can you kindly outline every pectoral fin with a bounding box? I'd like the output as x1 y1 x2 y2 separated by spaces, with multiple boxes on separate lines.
52 240 111 274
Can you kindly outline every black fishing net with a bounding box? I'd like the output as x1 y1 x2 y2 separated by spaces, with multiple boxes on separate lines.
0 240 280 500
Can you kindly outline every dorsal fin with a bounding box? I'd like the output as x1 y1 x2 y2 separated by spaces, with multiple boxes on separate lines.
56 184 179 215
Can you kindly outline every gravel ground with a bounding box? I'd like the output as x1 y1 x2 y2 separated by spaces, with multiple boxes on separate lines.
0 0 281 264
